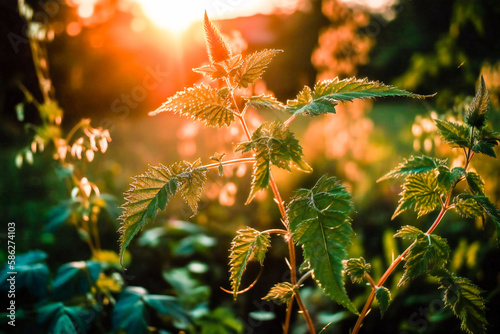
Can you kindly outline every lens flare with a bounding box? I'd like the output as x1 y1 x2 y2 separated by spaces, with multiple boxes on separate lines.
137 0 205 34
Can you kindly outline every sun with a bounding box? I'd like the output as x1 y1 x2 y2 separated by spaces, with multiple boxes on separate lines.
137 0 206 34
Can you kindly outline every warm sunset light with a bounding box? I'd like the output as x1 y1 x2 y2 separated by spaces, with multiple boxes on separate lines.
136 0 205 34
133 0 303 34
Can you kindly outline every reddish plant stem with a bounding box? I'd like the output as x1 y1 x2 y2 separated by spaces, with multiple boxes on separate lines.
284 115 296 127
353 142 476 334
236 114 252 141
295 291 315 330
364 273 377 290
231 87 315 334
284 299 294 334
264 229 289 235
351 242 413 334
351 191 453 334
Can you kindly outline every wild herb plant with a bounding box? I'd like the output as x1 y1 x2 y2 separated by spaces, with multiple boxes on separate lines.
118 13 499 333
349 75 499 334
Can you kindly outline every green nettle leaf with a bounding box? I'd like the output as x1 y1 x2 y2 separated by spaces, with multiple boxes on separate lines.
392 173 444 219
119 160 207 265
287 175 357 314
437 166 466 190
210 152 226 177
437 272 486 334
465 172 485 195
262 282 295 305
235 49 283 88
286 86 314 114
375 286 392 317
459 194 500 243
244 94 285 111
450 167 466 183
177 168 208 215
229 227 270 297
379 156 448 182
453 197 484 219
286 77 430 117
343 257 371 284
193 63 227 81
396 233 450 287
472 129 500 158
434 119 470 149
472 141 496 158
464 75 489 130
393 225 424 240
203 11 231 63
149 84 235 127
193 55 243 81
235 121 312 204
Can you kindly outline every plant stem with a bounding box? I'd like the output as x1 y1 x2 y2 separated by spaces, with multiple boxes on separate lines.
29 40 51 103
295 290 315 332
284 299 293 334
18 83 42 110
284 115 296 127
364 273 377 290
91 213 101 251
229 82 315 334
426 194 451 236
297 270 314 287
236 114 252 141
351 245 412 334
65 119 89 143
263 229 289 235
352 141 477 334
202 157 255 170
352 191 454 334
220 267 263 295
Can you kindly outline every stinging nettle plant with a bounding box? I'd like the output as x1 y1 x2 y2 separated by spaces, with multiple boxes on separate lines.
118 13 499 333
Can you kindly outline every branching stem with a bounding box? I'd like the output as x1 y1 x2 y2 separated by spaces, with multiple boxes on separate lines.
297 270 314 287
352 169 459 334
202 157 255 170
264 229 289 235
364 273 377 290
227 77 315 334
65 119 90 144
18 83 42 110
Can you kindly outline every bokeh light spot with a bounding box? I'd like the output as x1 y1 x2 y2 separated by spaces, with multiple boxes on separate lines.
66 22 82 36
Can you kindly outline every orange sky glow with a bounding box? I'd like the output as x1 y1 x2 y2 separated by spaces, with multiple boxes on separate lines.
71 0 305 34
135 0 304 33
